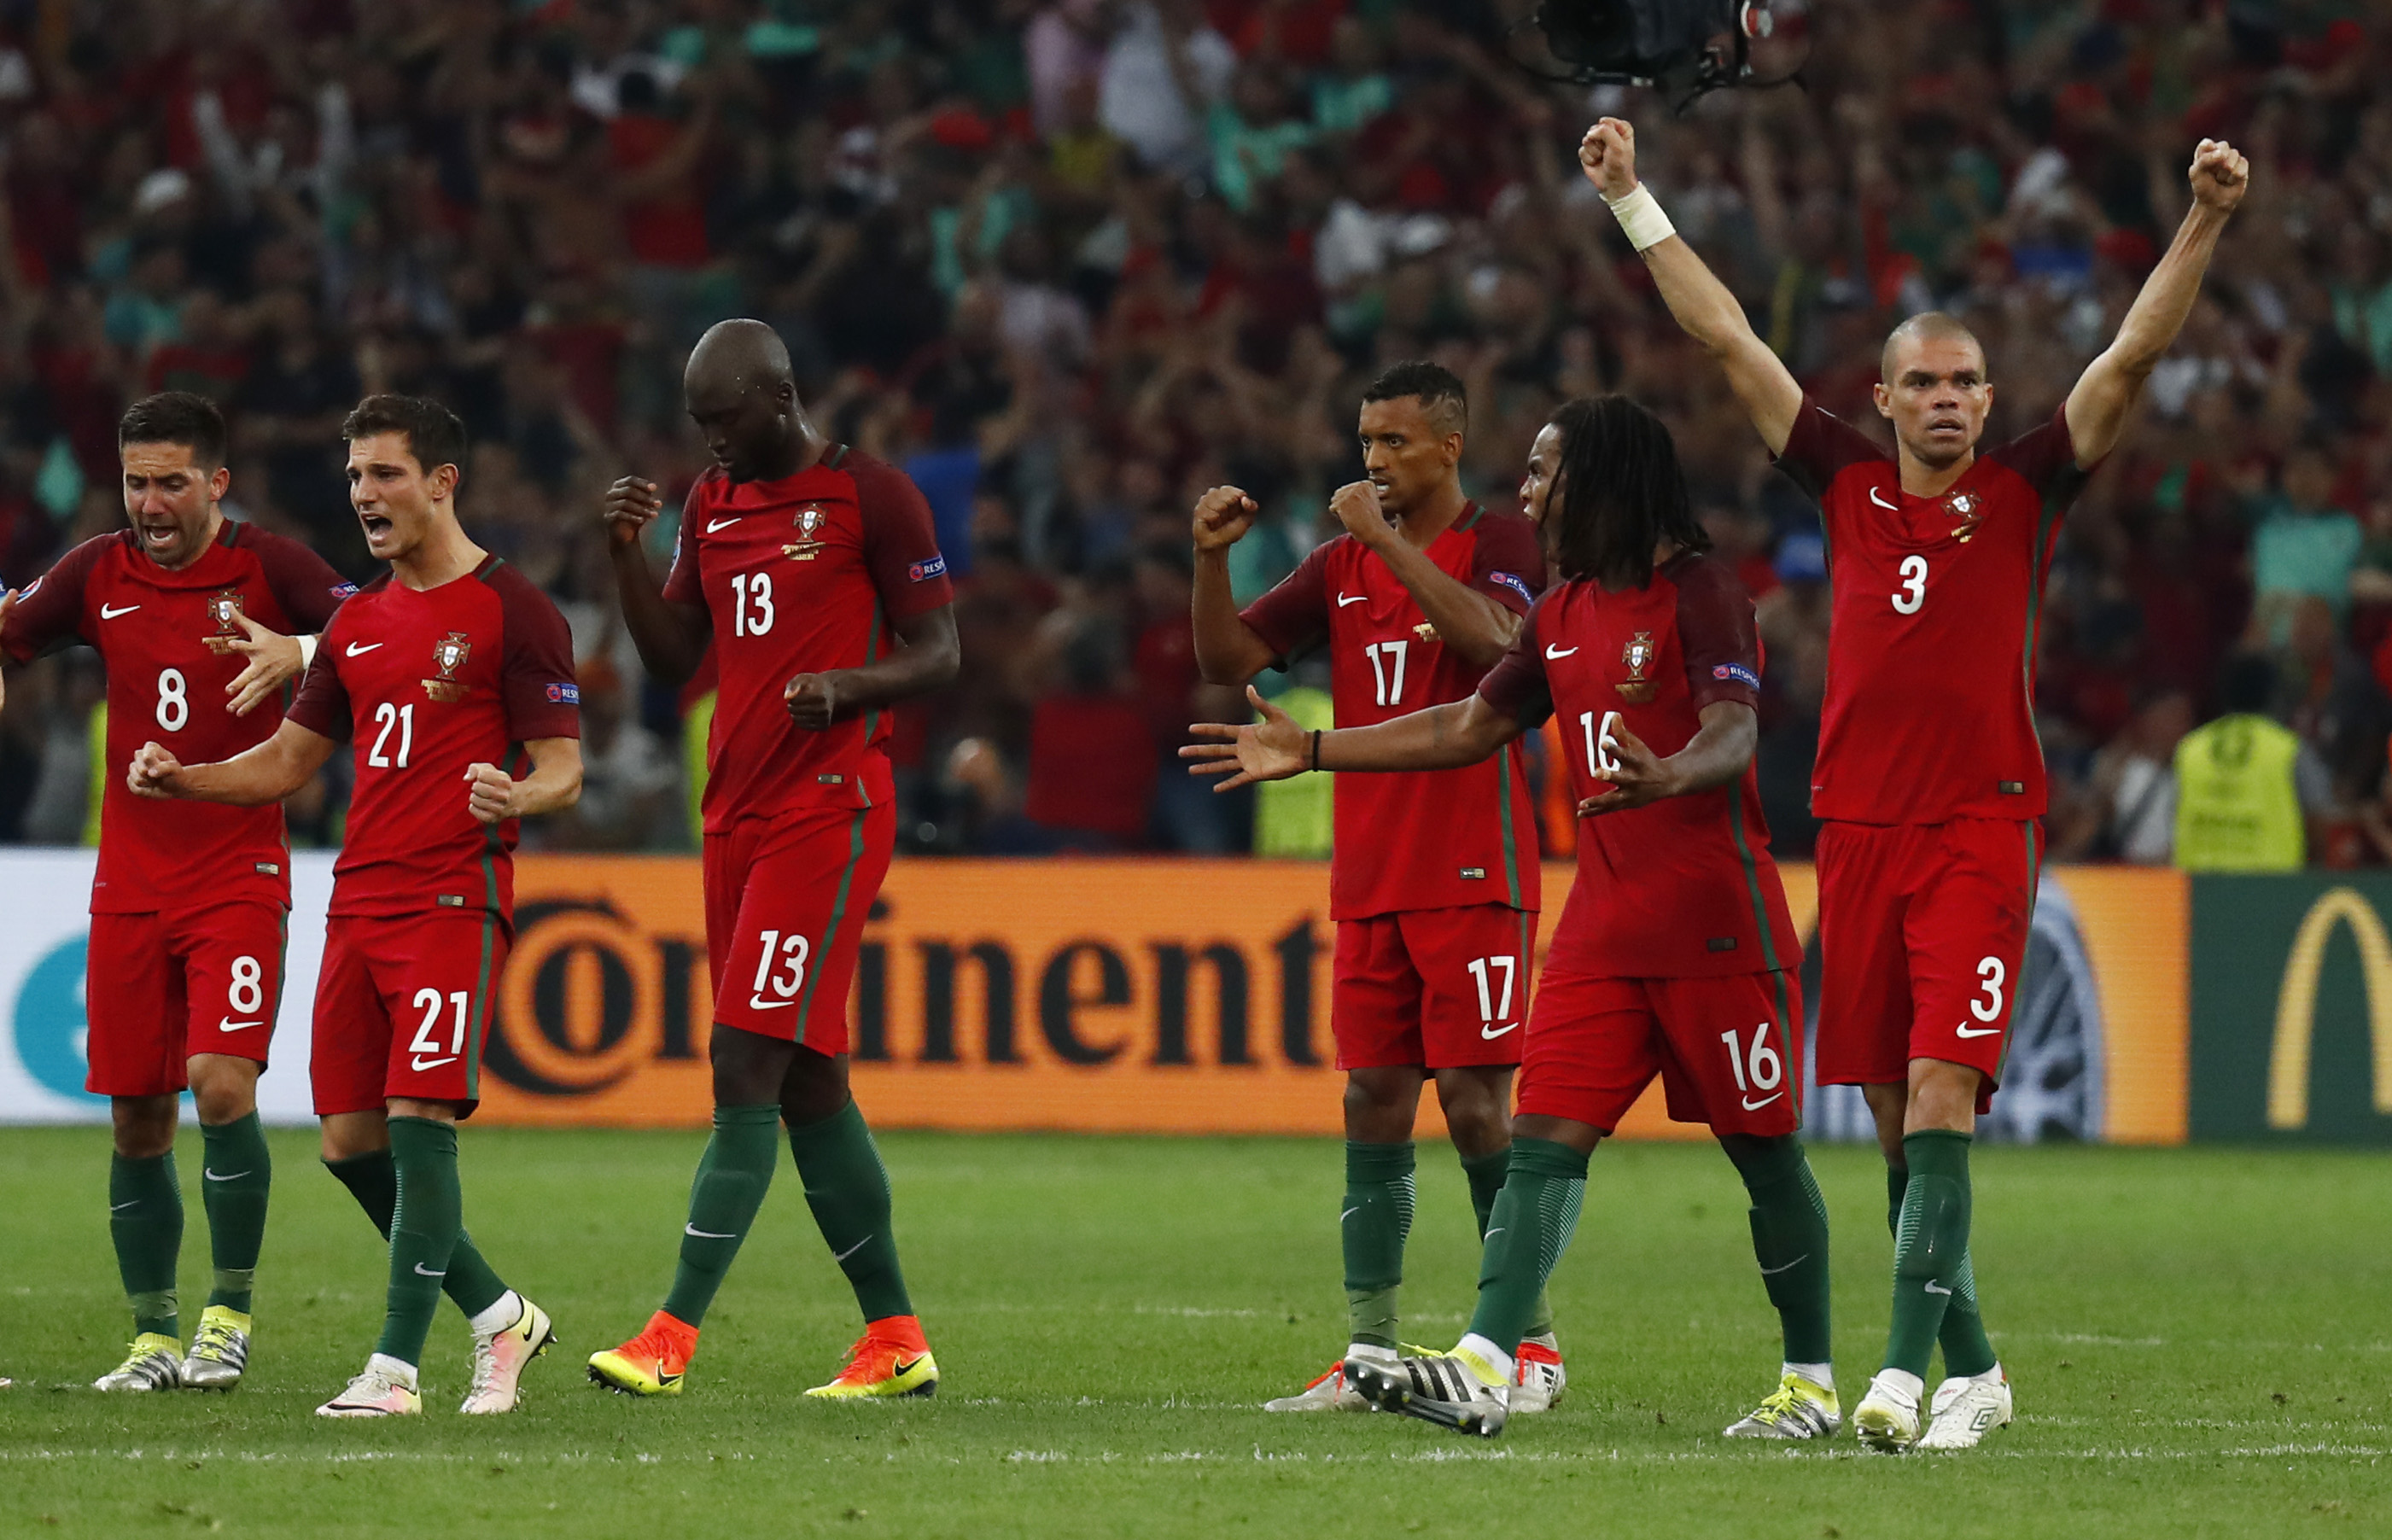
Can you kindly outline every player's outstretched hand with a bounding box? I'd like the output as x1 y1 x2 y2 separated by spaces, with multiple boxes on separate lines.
785 672 838 731
127 741 184 799
224 611 306 716
1327 481 1391 545
1192 485 1258 553
603 475 665 550
464 761 516 824
1578 117 1637 200
2189 138 2249 214
1180 685 1309 791
1577 720 1679 815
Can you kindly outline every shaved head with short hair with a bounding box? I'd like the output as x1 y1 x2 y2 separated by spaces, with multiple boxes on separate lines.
1881 311 1987 385
686 318 795 397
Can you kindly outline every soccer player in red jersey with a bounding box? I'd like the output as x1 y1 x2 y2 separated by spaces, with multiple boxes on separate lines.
130 395 584 1417
1580 117 2249 1449
0 393 351 1394
586 320 959 1401
1190 362 1565 1412
1188 396 1835 1440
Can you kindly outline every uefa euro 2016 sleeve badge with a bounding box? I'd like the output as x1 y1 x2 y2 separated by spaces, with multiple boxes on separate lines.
783 506 827 561
201 590 248 654
1615 631 1659 703
1946 490 1984 543
423 630 473 702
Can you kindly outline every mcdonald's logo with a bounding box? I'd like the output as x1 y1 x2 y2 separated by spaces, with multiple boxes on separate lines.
2267 887 2392 1129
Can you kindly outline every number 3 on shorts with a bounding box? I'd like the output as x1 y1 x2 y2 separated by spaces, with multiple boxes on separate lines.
748 930 811 1009
1971 956 2005 1023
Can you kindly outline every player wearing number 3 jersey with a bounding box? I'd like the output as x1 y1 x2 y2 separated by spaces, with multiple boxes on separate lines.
131 395 583 1418
1583 114 2249 1448
0 394 350 1395
1187 395 1835 1442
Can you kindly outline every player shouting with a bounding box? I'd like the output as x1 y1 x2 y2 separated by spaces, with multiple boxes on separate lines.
1578 117 2248 1450
131 395 583 1417
1188 394 1833 1440
1191 361 1565 1413
0 394 350 1392
587 320 959 1401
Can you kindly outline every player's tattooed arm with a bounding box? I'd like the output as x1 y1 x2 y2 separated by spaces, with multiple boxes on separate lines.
783 603 960 731
127 717 337 806
1579 118 1801 457
1327 481 1520 668
464 736 583 824
1182 684 1522 790
604 475 713 685
1578 700 1757 816
2064 138 2249 470
1191 485 1279 685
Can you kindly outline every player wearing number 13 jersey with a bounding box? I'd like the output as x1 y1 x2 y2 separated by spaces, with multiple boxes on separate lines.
590 322 959 1404
1590 113 2250 1447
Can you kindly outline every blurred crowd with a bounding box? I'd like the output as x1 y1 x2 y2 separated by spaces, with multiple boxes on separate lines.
0 0 2384 866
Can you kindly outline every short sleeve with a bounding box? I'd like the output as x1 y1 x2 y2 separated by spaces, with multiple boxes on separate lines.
284 639 353 742
250 528 359 632
1475 592 1555 727
1773 398 1889 502
1672 556 1762 712
1987 405 2095 508
1238 539 1333 664
493 568 582 741
851 453 956 622
3 535 109 662
660 481 708 606
1467 512 1546 616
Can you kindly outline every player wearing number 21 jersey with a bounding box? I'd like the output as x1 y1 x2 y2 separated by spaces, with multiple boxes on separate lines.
131 395 583 1419
1 393 350 1395
1187 396 1835 1443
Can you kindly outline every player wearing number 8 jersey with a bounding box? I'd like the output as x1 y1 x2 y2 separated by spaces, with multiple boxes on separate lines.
1581 115 2249 1448
131 395 583 1418
1189 395 1835 1441
588 321 960 1403
0 394 350 1394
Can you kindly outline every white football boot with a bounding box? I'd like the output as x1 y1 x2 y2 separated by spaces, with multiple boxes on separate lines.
1509 1334 1567 1414
1917 1365 2012 1450
460 1296 556 1414
1852 1370 1923 1452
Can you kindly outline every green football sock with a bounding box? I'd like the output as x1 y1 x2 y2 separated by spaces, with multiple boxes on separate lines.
1461 1146 1553 1340
789 1099 915 1322
1887 1159 1998 1378
374 1118 463 1368
1724 1135 1832 1365
324 1149 509 1318
199 1112 271 1313
1883 1129 1973 1380
1465 1138 1587 1355
109 1150 184 1339
661 1103 781 1328
1342 1140 1415 1350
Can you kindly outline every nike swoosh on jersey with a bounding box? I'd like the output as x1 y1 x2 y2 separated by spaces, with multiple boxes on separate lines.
1336 593 1367 606
1741 1093 1784 1111
1869 487 1900 511
99 603 140 619
410 1054 458 1071
1543 645 1578 659
746 996 796 1011
218 1017 262 1032
707 517 738 533
345 641 383 656
1480 1020 1521 1040
1953 1024 2003 1038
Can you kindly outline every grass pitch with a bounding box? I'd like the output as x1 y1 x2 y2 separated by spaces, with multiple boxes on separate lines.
0 1128 2384 1537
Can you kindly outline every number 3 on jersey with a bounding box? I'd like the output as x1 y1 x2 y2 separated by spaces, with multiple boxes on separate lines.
1892 554 1928 615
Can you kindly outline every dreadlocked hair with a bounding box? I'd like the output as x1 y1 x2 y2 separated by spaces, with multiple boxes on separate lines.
1543 395 1708 589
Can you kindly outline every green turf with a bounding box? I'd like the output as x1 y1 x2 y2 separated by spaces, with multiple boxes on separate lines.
1 1128 2385 1537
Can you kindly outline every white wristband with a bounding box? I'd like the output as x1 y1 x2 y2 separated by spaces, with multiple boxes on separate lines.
1603 182 1677 252
297 633 318 669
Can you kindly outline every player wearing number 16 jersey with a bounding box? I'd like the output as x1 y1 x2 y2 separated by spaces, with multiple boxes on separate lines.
0 394 351 1395
1189 395 1833 1441
131 395 583 1418
1585 115 2249 1448
589 320 959 1403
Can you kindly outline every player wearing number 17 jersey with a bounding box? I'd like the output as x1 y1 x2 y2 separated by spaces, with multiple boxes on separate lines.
1189 395 1833 1441
131 395 584 1417
0 394 351 1395
1584 115 2250 1449
589 320 960 1403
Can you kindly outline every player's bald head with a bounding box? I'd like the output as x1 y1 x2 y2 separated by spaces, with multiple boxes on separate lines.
1881 312 1987 385
686 318 795 399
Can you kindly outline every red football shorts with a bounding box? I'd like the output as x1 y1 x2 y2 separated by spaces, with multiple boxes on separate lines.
705 801 896 1053
84 901 288 1097
311 909 508 1117
1813 817 2042 1112
1517 967 1804 1136
1332 905 1536 1071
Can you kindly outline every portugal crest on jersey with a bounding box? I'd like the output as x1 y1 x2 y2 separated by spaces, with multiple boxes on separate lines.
1946 490 1985 544
1616 631 1658 703
783 506 826 561
423 630 473 703
201 590 248 654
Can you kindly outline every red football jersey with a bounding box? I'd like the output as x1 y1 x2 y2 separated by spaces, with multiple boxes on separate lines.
286 556 579 921
3 522 353 913
1241 505 1544 920
1479 551 1797 978
662 446 954 831
1775 400 2092 824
